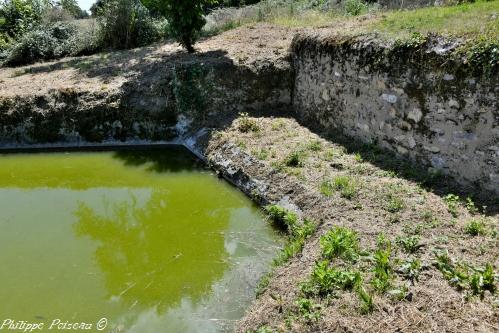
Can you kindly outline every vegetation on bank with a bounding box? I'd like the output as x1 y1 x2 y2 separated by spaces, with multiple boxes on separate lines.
225 115 498 333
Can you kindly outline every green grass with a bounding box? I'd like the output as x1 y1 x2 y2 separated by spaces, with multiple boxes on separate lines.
371 0 499 40
320 176 359 199
284 150 306 167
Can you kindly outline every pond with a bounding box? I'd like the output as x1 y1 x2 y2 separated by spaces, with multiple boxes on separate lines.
0 147 280 333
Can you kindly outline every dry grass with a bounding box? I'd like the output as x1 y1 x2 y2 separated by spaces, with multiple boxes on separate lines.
210 115 499 333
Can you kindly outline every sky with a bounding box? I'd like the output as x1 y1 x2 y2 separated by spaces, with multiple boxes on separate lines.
77 0 96 12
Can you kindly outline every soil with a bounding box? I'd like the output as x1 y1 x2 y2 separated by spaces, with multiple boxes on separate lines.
0 24 296 98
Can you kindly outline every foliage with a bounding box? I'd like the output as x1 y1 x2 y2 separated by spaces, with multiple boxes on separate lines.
464 218 487 236
141 0 218 52
371 235 392 293
320 226 360 262
398 258 421 282
296 298 321 322
301 260 361 297
395 235 421 254
97 0 165 50
59 0 87 18
3 21 86 65
274 218 316 265
444 194 460 217
0 0 46 39
264 204 298 231
434 250 497 298
356 286 374 314
344 0 367 16
320 176 357 199
284 150 306 167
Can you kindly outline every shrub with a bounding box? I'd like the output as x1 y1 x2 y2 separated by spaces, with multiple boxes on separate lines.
142 0 218 52
344 0 367 16
97 0 165 50
3 21 89 66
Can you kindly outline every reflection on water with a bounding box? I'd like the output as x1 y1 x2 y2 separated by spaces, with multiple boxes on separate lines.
0 148 280 332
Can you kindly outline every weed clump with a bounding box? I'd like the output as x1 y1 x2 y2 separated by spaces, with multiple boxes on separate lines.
320 176 357 199
264 204 297 231
396 235 421 254
238 112 260 133
301 261 361 297
464 218 487 236
284 150 306 167
371 235 393 293
320 226 360 262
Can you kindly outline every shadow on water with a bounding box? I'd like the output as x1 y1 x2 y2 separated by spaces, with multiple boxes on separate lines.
112 146 206 174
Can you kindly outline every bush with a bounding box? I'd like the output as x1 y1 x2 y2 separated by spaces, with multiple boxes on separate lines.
97 0 166 50
3 21 95 66
344 0 367 16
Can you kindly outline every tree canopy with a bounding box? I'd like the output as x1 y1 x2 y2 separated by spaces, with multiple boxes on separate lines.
141 0 218 52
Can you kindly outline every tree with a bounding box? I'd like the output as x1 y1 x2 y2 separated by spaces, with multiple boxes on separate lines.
141 0 218 53
58 0 85 18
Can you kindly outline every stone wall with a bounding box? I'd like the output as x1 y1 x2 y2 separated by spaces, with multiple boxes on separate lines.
291 34 499 195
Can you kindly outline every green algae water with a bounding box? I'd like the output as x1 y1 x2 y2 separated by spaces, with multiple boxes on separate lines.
0 147 280 333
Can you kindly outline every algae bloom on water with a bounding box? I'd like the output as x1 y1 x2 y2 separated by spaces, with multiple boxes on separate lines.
0 147 280 333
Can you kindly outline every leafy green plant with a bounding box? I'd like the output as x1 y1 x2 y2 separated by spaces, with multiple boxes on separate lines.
465 197 479 215
302 261 361 297
264 204 298 231
356 285 374 314
344 0 367 16
371 235 392 293
470 264 497 298
274 219 316 265
464 218 487 236
398 258 422 282
385 194 404 213
395 235 421 254
296 298 321 322
322 175 357 199
444 194 460 217
320 226 360 262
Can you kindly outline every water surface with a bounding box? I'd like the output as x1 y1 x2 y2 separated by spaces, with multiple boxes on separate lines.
0 148 279 333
